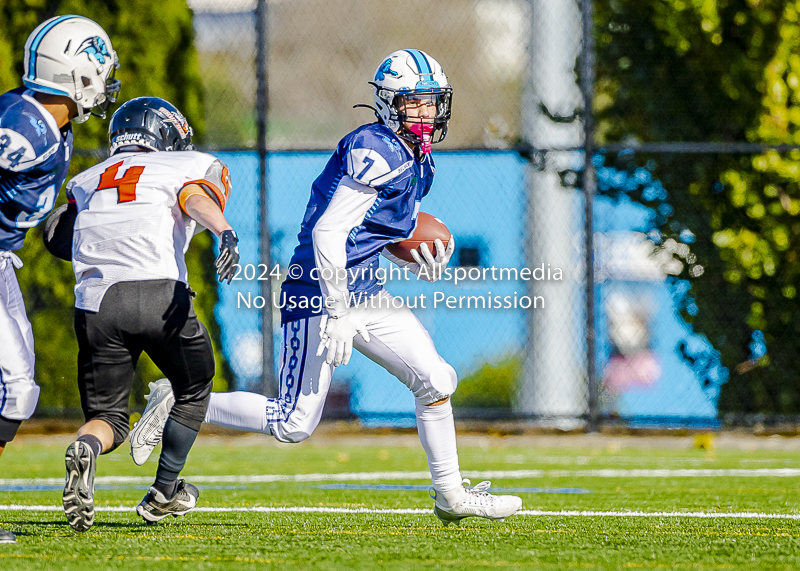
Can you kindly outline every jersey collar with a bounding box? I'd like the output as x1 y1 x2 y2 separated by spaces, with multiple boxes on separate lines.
387 127 420 162
386 127 434 164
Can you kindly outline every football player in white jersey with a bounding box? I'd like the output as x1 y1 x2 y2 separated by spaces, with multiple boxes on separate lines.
131 50 522 526
53 97 239 531
0 15 119 544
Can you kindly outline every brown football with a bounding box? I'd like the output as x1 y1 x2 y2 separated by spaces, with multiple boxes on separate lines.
385 212 451 263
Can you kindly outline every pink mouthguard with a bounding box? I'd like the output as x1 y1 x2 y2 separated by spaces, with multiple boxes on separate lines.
408 122 434 154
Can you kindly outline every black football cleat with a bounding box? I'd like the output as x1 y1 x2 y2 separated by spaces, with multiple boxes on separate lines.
0 528 16 544
62 440 97 532
136 480 199 524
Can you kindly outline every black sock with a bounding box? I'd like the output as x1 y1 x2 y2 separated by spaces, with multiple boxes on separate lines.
77 434 103 457
153 417 199 499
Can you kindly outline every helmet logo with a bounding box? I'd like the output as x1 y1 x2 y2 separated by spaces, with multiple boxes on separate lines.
158 107 190 139
375 58 399 81
77 36 110 64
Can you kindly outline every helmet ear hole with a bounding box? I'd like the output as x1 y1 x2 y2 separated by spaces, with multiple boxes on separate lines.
81 76 91 87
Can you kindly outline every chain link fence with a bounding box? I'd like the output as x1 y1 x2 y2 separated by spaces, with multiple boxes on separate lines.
190 0 744 428
194 0 528 150
172 0 800 428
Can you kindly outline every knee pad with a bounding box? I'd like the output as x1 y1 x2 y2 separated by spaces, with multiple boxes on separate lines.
171 379 213 432
271 425 313 444
270 411 319 443
415 362 458 406
0 380 40 420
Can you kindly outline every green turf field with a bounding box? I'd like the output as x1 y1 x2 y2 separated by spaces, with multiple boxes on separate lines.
2 432 800 570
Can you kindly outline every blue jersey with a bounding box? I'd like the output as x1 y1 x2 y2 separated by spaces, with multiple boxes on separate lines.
0 88 73 251
281 123 434 323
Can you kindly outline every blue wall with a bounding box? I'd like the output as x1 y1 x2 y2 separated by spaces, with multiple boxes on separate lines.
213 151 723 424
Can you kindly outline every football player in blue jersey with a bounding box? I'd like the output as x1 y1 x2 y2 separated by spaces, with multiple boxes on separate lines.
0 15 119 544
132 50 522 526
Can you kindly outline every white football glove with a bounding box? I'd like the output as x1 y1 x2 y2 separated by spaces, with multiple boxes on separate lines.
316 313 371 367
410 237 455 282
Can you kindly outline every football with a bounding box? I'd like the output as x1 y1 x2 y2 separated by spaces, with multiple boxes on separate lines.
385 212 451 263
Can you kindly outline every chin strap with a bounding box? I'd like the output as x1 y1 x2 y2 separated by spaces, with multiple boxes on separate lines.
72 105 90 124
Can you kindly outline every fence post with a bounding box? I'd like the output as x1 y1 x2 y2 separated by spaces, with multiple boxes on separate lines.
518 0 587 426
580 0 599 432
256 0 275 396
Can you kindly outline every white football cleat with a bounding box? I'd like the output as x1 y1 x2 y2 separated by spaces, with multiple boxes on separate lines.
431 479 522 526
129 379 174 465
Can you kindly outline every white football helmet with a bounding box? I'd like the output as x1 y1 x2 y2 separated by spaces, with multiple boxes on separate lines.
370 49 452 152
23 15 120 124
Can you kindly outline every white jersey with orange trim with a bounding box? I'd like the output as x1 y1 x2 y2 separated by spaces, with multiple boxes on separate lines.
66 150 232 311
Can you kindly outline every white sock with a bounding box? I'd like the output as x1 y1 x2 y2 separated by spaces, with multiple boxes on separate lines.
415 399 465 501
204 391 271 434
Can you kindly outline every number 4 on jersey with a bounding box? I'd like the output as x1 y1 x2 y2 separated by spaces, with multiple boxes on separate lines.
97 161 145 203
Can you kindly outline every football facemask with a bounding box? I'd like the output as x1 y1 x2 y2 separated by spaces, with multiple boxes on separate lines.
87 64 121 120
393 91 452 153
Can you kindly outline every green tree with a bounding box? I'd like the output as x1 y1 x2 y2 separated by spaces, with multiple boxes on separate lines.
596 0 800 413
1 0 229 413
451 356 518 411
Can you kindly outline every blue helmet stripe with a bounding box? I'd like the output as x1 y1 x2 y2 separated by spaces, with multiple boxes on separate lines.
405 49 433 76
22 78 69 96
27 15 80 80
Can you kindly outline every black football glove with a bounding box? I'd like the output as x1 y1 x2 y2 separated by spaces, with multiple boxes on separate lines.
215 229 239 284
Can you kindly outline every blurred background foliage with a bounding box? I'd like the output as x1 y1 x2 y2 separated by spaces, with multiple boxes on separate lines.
0 0 228 413
451 356 517 411
5 0 800 416
595 0 800 414
419 0 800 415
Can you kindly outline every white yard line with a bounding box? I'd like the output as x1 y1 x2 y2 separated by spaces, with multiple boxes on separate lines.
0 471 433 486
1 504 800 520
4 467 800 487
542 468 800 478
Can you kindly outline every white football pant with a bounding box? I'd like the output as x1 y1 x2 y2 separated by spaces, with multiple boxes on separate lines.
205 290 464 492
0 253 41 421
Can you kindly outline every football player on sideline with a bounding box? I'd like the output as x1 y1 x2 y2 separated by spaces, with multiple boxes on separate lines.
132 50 522 526
56 97 239 532
0 15 119 544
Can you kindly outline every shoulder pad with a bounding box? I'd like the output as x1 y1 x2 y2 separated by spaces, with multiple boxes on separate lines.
183 157 232 211
0 101 58 172
345 125 413 187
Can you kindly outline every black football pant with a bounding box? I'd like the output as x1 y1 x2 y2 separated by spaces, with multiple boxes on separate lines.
75 279 214 451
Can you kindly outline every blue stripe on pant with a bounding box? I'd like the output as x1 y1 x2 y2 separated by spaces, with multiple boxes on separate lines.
266 318 307 423
266 316 334 443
